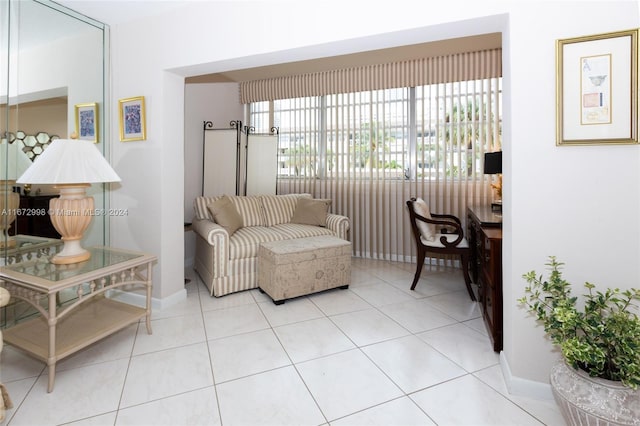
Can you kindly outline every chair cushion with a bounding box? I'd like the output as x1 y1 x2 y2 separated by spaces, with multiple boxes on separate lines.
207 195 243 236
421 233 469 248
290 198 331 227
413 198 436 241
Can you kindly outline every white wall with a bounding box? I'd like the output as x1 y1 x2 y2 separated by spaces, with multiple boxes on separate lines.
503 1 640 389
184 82 242 266
105 0 640 391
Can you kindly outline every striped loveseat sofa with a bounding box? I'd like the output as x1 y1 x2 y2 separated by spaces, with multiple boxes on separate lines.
193 193 350 297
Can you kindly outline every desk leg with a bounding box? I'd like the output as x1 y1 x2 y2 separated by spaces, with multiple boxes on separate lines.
145 262 153 335
47 293 57 393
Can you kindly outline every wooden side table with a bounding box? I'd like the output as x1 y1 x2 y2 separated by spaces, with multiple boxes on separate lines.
0 246 156 392
467 206 503 352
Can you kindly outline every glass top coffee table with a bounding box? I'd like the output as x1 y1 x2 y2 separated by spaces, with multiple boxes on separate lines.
3 234 63 265
0 246 157 392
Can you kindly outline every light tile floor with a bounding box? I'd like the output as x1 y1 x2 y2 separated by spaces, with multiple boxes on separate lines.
1 258 565 425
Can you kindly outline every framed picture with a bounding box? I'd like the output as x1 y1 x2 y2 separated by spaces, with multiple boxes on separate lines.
119 96 146 142
75 103 99 143
556 29 638 145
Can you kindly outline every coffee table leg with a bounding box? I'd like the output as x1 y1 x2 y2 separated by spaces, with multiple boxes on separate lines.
47 293 57 392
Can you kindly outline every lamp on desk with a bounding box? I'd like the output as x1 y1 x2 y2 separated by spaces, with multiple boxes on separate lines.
17 137 120 264
484 151 502 213
0 137 32 248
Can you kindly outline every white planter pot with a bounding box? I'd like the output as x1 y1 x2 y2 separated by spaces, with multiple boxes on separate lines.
550 361 640 426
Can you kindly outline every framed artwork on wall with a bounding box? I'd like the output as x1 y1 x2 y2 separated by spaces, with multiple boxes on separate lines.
75 103 99 143
556 29 638 146
119 96 146 142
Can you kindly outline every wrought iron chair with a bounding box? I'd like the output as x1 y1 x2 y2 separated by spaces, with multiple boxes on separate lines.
406 197 475 301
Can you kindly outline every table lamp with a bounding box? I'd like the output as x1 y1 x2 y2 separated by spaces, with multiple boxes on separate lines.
17 138 121 264
0 139 32 248
484 151 502 213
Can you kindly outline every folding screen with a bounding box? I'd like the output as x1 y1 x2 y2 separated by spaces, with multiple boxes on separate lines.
202 121 241 197
202 121 278 197
245 128 278 196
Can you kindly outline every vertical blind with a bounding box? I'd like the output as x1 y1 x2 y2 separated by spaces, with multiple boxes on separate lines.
240 49 502 103
246 49 502 263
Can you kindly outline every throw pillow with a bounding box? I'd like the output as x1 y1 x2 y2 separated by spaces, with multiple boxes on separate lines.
290 198 331 227
207 195 243 236
413 197 436 241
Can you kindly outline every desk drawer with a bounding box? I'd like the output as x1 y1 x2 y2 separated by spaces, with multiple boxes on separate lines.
482 271 496 328
481 230 502 282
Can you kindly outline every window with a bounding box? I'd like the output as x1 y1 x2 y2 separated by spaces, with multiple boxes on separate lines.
249 79 501 182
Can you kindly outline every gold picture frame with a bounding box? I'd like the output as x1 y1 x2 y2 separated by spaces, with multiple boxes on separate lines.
556 29 638 145
118 96 146 142
75 102 99 143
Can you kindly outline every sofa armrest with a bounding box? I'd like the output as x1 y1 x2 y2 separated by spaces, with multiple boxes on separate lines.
193 218 230 279
326 213 350 241
193 218 228 245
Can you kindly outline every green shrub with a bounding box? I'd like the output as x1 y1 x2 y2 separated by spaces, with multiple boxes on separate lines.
518 256 640 389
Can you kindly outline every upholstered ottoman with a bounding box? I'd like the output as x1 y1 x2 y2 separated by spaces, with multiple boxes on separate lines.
258 235 351 304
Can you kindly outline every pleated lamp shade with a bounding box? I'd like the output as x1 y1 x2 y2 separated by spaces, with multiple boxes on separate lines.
17 139 120 184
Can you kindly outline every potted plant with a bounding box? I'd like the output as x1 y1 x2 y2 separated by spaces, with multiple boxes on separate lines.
518 256 640 426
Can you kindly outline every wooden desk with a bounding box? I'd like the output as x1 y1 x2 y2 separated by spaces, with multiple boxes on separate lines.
0 247 156 392
467 206 502 352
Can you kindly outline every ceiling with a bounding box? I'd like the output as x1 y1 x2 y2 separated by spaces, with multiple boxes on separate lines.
53 1 502 84
55 0 186 26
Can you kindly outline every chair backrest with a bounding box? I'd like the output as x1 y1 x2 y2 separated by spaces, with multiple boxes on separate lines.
406 198 465 249
406 198 424 245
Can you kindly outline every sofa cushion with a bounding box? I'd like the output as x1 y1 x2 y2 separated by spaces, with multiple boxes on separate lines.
291 198 331 227
271 223 335 240
207 195 243 236
261 193 311 226
229 195 265 227
229 226 290 259
194 195 222 221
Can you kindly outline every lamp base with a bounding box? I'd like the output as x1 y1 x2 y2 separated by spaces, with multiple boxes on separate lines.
49 184 94 265
51 253 91 265
51 239 91 265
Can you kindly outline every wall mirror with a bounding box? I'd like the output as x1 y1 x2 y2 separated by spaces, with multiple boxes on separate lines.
1 0 109 323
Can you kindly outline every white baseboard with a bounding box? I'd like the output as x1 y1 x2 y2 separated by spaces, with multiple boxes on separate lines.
107 287 188 312
500 352 554 401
